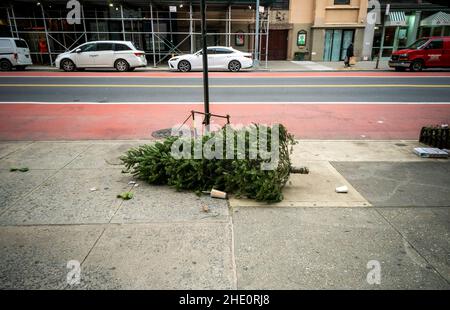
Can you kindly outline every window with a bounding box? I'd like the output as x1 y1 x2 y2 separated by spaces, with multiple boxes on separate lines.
214 47 233 54
96 43 113 51
78 43 96 52
334 0 350 4
427 40 443 49
0 39 12 49
407 38 428 50
114 43 132 51
14 39 28 48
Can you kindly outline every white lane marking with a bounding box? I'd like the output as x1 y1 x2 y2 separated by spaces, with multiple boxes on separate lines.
1 101 450 105
0 75 450 79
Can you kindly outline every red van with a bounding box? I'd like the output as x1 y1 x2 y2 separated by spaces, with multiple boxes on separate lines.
389 36 450 71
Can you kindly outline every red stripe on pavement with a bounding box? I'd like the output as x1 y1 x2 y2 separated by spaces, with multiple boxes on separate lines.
1 71 450 78
1 103 449 140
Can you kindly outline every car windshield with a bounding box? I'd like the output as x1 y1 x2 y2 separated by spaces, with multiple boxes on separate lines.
406 38 429 50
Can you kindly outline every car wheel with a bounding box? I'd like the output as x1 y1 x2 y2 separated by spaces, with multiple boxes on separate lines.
177 60 191 72
228 60 241 72
410 60 423 72
61 59 76 72
0 59 12 71
394 67 406 72
15 65 27 71
115 59 130 72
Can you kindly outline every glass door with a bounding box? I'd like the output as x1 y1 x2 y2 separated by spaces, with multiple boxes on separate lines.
341 30 354 60
331 30 342 61
323 29 355 61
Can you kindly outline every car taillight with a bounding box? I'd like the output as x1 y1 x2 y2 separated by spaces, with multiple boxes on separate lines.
244 55 252 59
13 53 18 60
134 52 144 56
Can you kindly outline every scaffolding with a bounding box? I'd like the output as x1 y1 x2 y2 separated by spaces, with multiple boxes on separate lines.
3 1 271 68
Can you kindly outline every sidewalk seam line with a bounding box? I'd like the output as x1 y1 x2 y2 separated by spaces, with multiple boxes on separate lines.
0 141 35 160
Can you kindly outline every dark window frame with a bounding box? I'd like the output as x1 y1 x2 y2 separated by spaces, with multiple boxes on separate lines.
334 0 351 5
114 43 132 51
96 42 114 51
214 47 234 54
76 43 97 53
426 39 443 50
14 39 28 48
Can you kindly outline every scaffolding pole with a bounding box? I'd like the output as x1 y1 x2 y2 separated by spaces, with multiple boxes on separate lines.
95 9 100 40
150 4 157 68
10 6 19 38
40 5 53 66
228 6 232 47
120 5 126 40
254 0 260 67
190 4 194 53
157 10 161 62
60 9 67 48
6 8 15 38
82 5 88 42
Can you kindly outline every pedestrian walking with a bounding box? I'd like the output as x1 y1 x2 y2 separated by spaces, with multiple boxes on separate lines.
344 42 354 68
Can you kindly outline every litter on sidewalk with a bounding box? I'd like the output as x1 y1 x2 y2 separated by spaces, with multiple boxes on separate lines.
10 167 29 172
335 185 349 193
210 189 227 199
413 147 448 158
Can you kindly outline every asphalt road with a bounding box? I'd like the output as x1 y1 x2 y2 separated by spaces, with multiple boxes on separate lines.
1 75 450 103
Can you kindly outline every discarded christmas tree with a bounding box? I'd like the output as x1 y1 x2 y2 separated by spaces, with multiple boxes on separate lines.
120 124 297 202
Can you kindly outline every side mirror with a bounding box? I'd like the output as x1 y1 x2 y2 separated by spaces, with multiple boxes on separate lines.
76 48 82 53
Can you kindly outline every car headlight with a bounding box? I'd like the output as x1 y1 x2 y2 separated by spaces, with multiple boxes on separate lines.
170 57 179 61
398 54 408 58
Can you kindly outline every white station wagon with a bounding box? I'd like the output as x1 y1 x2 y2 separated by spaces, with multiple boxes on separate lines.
55 40 147 72
168 46 253 72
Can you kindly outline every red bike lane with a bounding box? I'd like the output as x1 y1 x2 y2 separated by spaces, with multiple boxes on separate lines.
1 102 449 140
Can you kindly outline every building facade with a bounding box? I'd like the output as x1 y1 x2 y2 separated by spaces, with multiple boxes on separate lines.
288 0 368 62
0 0 288 66
370 0 450 60
1 0 449 65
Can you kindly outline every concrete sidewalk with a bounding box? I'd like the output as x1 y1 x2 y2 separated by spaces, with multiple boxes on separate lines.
0 140 449 289
25 60 393 72
263 60 391 71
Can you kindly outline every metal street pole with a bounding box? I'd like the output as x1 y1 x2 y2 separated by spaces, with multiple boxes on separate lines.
254 0 260 67
375 25 386 69
200 0 210 127
376 3 389 69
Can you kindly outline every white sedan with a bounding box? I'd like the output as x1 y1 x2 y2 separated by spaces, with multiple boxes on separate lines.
168 46 253 72
55 40 147 72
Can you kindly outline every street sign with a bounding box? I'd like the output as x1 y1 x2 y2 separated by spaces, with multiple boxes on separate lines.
259 6 264 13
385 4 390 16
169 6 177 13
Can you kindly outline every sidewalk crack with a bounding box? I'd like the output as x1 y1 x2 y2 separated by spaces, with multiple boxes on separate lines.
374 208 450 286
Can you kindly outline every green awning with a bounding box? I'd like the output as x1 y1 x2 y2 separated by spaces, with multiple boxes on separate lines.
385 11 407 27
420 11 450 27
